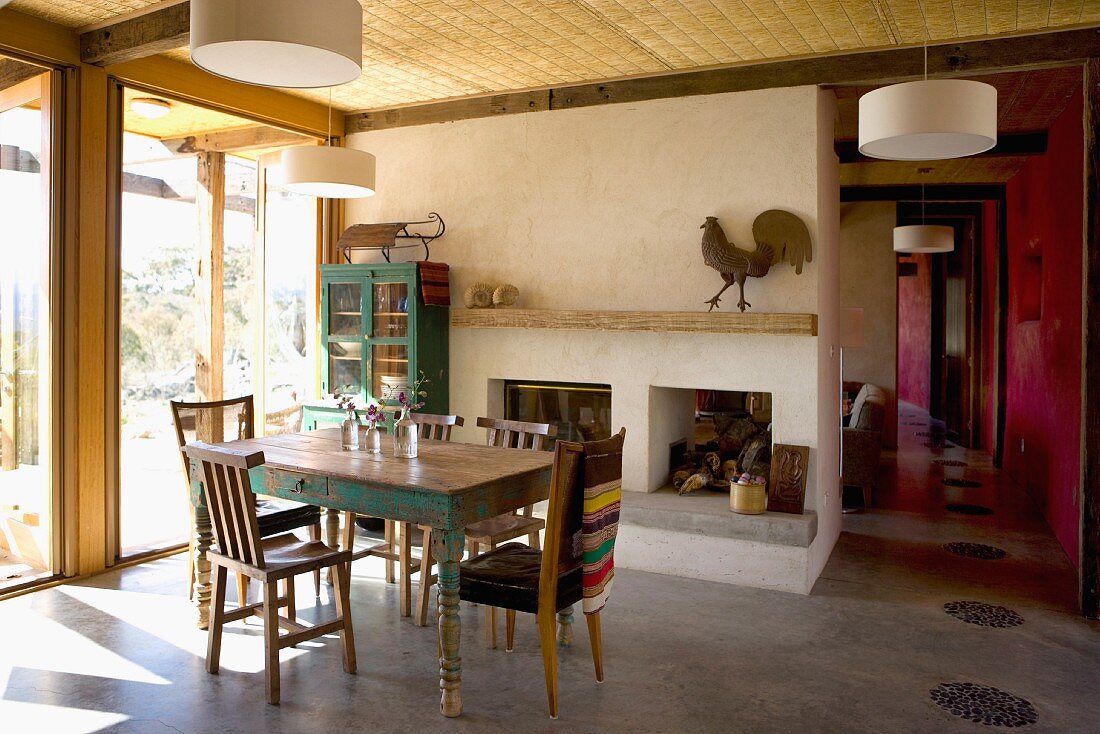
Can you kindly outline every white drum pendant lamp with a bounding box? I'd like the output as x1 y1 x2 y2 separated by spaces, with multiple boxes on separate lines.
893 224 954 253
859 41 997 160
190 0 363 88
283 146 376 199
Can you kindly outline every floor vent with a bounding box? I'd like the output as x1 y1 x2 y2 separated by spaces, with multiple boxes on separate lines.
943 601 1024 628
930 682 1037 727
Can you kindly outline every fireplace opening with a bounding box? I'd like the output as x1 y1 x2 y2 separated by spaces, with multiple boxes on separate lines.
504 380 612 443
668 389 773 492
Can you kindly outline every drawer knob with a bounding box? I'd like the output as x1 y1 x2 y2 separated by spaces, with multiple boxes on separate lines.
292 478 305 494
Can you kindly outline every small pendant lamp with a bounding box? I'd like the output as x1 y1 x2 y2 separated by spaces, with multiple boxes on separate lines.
190 0 363 88
893 181 953 254
859 40 997 160
282 88 376 199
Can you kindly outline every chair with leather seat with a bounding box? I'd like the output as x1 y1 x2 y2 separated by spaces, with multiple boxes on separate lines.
459 428 625 719
171 396 323 605
186 442 355 705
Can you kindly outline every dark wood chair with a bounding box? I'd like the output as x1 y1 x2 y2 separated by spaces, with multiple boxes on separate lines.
185 442 355 705
342 413 464 620
458 428 625 718
171 396 322 605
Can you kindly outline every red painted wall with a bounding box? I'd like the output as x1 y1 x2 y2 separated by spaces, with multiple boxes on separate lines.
980 200 999 454
897 254 932 410
1003 88 1084 566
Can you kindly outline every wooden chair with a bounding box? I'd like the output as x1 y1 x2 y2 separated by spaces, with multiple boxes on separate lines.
417 417 557 641
342 413 463 620
458 429 625 718
171 396 323 605
185 442 355 705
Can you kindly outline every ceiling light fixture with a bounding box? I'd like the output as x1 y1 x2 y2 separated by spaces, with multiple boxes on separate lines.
893 177 953 254
858 39 997 160
282 88 376 199
189 0 363 88
129 97 172 119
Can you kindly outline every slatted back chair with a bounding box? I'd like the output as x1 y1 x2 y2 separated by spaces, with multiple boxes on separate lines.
172 396 322 605
185 442 355 706
413 412 464 440
458 428 626 718
343 413 465 622
461 417 557 647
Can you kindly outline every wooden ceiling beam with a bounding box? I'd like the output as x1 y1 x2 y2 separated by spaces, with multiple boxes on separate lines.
0 8 80 67
840 184 1006 202
0 58 46 91
80 2 189 66
345 27 1100 135
158 125 311 155
835 132 1048 163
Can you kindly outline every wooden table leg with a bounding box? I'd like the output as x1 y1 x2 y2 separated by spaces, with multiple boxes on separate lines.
432 527 464 717
193 502 213 629
557 605 574 647
325 507 340 585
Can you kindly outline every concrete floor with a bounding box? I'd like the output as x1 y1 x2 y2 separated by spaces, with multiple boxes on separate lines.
1 407 1098 733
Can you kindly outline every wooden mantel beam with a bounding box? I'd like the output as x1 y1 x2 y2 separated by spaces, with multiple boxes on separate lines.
80 2 190 66
346 27 1100 134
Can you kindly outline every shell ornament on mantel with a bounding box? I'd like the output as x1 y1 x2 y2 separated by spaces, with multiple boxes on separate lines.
492 284 519 307
463 282 494 309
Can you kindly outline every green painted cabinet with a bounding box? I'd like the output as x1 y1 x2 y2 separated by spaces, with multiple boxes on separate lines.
302 263 448 430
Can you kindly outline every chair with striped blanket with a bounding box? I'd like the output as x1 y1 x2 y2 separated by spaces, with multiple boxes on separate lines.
458 428 625 719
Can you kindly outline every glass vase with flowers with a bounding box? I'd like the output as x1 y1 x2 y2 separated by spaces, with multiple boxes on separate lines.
391 373 429 459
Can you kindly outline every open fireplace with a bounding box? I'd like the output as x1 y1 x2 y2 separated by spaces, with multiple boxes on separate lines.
504 380 612 443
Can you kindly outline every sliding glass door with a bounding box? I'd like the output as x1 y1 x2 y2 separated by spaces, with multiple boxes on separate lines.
0 62 57 590
115 89 320 558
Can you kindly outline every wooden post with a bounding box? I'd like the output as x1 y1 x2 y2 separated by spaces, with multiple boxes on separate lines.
195 150 225 442
1081 59 1100 619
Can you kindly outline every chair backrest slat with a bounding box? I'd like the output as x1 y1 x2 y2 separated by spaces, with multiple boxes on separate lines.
171 396 255 478
412 413 464 441
186 442 267 568
476 417 557 453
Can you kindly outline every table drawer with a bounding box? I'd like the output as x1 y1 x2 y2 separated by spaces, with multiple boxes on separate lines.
258 467 329 502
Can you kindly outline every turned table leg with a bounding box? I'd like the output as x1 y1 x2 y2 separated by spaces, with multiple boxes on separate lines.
557 605 574 647
325 507 340 585
193 502 213 629
432 527 464 717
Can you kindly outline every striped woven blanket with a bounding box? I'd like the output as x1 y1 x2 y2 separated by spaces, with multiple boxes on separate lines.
417 261 450 306
581 442 623 616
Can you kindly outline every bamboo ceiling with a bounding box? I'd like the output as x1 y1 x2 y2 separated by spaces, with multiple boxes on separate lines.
8 0 1100 111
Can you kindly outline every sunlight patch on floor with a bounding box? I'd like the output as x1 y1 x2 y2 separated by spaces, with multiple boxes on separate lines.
0 594 170 687
0 700 129 732
57 584 310 674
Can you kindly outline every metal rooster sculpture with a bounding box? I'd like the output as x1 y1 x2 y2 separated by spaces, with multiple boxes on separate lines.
701 210 813 312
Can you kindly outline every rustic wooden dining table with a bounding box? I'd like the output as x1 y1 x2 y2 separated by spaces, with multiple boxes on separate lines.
187 427 554 717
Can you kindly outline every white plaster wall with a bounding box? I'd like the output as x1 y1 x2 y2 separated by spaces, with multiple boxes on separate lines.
346 86 838 592
839 201 899 446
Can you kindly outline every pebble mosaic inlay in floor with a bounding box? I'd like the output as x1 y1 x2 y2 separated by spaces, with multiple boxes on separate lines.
929 682 1037 727
943 601 1024 628
944 542 1007 560
933 459 969 468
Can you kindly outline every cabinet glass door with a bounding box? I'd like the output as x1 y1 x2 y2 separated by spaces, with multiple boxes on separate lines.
328 281 362 338
368 280 410 402
371 281 408 339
